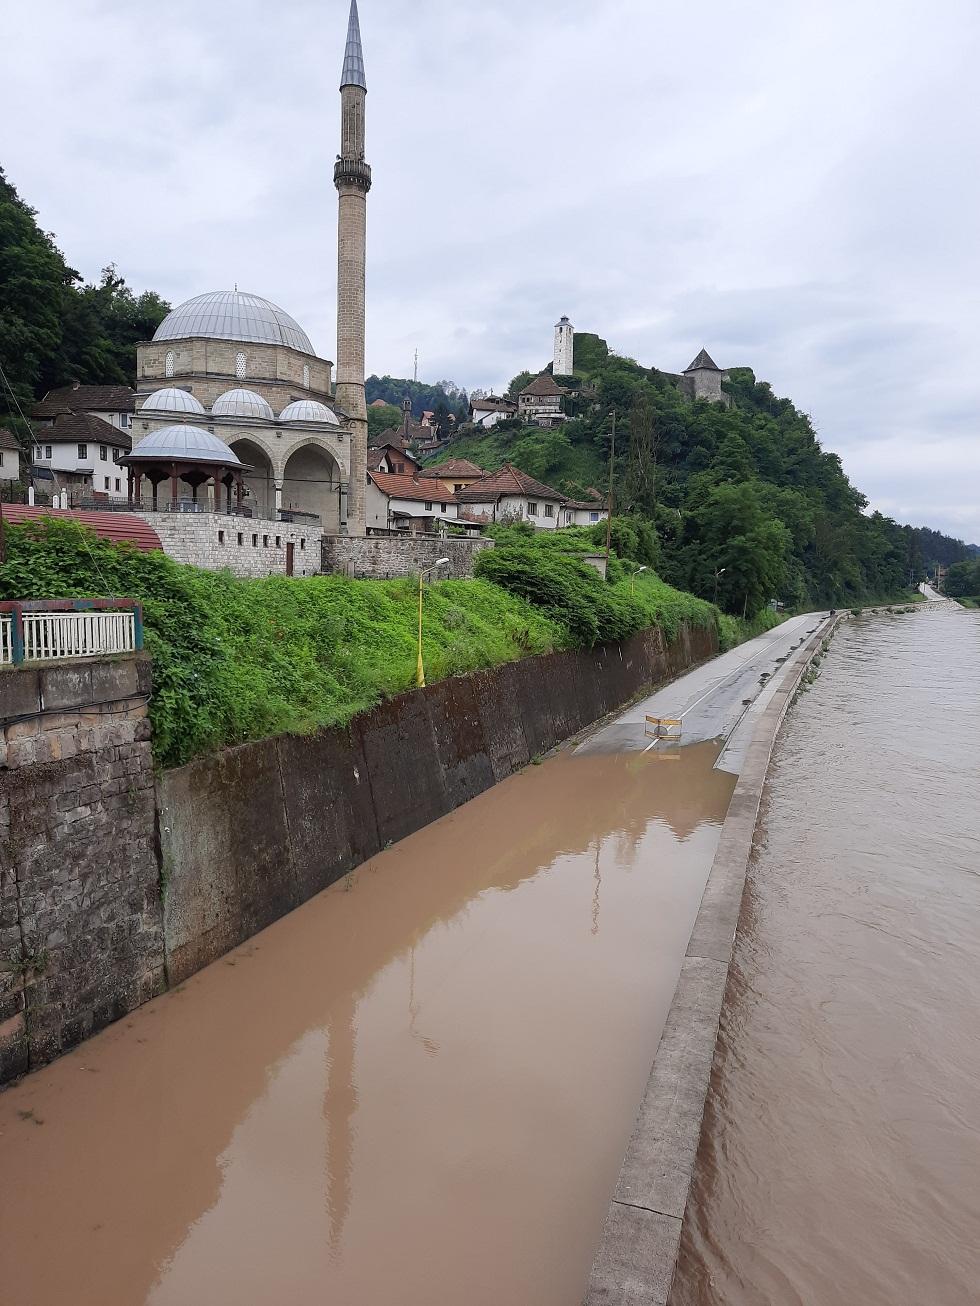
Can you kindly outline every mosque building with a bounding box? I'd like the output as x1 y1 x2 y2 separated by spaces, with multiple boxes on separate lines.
128 0 372 537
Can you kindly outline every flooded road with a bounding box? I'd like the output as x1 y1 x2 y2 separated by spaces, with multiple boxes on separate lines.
671 604 980 1306
0 741 734 1306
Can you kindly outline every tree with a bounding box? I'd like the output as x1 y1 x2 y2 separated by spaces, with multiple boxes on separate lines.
367 403 402 440
507 370 534 398
623 392 659 517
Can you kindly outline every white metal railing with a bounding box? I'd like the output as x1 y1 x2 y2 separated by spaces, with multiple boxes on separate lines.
0 616 12 665
22 611 136 662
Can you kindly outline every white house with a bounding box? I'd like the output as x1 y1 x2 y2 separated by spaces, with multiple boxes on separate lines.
561 497 608 527
32 383 135 436
470 395 518 428
0 430 21 482
31 384 136 502
456 464 566 530
366 470 462 535
517 373 567 427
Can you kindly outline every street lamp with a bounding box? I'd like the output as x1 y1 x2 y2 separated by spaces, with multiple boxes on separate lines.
713 567 727 605
417 558 450 687
630 565 648 596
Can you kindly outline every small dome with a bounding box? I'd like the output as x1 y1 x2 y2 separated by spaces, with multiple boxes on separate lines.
128 425 244 466
141 387 206 415
279 399 339 425
212 388 275 420
152 290 315 355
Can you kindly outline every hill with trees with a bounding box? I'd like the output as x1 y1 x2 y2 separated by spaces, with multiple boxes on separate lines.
436 332 973 616
0 166 169 437
365 375 469 434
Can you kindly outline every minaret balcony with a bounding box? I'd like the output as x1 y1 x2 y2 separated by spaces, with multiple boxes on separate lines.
334 156 373 192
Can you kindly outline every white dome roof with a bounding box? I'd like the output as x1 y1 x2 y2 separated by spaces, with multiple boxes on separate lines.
141 387 206 415
212 388 275 420
128 425 244 466
153 290 315 355
279 399 339 425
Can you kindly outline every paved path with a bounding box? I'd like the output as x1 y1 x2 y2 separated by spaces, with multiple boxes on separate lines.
920 581 962 606
577 611 829 773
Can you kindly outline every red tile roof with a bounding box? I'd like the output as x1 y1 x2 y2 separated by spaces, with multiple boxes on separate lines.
519 373 565 398
418 458 484 479
367 471 457 504
1 506 162 552
33 410 132 450
0 429 21 452
32 384 136 418
456 463 565 504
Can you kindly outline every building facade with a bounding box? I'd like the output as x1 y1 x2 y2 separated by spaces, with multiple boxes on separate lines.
0 430 21 482
554 315 574 377
517 373 567 427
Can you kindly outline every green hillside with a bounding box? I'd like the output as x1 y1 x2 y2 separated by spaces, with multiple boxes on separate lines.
430 332 972 615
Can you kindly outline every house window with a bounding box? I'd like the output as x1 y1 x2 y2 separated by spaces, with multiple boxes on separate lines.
237 532 244 546
544 503 554 518
527 500 538 516
115 478 121 492
424 501 433 511
33 445 42 460
590 512 599 523
78 443 88 460
112 448 120 463
302 364 310 389
236 352 247 379
440 503 447 513
165 350 175 378
104 476 110 490
100 444 108 461
218 530 226 544
0 452 4 467
45 445 52 460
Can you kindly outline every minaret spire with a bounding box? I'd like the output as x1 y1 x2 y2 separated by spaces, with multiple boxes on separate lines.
335 0 372 535
340 0 366 91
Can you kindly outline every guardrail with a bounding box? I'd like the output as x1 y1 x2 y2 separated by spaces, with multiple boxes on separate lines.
0 600 143 667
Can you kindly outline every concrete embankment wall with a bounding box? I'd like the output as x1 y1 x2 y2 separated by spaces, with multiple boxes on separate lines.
159 620 717 986
0 656 164 1083
586 614 841 1306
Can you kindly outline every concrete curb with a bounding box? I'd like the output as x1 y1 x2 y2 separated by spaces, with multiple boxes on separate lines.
584 613 843 1305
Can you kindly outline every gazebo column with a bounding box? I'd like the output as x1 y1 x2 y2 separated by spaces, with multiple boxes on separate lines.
212 473 223 513
127 468 134 507
235 477 244 512
170 464 179 511
151 477 159 512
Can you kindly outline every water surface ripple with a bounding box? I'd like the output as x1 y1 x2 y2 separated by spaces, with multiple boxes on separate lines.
671 605 980 1306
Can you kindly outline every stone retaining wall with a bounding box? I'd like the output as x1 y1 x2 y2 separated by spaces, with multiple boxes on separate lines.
0 655 164 1082
137 512 323 578
321 532 493 579
159 620 717 985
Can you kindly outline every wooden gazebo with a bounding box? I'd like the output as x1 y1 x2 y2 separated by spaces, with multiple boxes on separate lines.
120 424 251 514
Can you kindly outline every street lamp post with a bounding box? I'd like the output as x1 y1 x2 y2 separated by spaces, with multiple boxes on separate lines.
417 558 450 687
713 566 727 605
630 565 647 596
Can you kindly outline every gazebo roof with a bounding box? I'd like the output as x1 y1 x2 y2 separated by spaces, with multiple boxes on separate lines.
123 425 245 467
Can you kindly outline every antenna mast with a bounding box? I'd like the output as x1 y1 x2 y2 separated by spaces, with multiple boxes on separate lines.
414 348 419 384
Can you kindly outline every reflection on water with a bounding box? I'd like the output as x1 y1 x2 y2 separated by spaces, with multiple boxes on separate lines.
0 741 734 1306
671 607 980 1306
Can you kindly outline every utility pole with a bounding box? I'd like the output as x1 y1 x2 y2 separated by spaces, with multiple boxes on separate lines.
604 408 616 568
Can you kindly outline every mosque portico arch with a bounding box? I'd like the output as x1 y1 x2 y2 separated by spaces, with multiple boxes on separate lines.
229 437 277 520
281 440 346 533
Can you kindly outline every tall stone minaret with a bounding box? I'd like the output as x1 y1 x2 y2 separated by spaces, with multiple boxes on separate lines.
554 315 574 377
335 0 371 535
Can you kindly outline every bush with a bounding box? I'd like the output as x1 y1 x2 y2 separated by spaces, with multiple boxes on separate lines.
475 544 647 647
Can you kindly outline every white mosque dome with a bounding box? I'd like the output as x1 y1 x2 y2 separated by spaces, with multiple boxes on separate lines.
153 290 316 355
141 387 207 416
129 425 244 466
212 388 275 420
279 399 339 425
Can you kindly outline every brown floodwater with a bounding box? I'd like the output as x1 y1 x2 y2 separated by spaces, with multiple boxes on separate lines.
0 740 734 1306
671 604 980 1306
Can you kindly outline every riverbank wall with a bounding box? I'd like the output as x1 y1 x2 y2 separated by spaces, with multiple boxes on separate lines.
586 612 841 1306
0 619 717 1085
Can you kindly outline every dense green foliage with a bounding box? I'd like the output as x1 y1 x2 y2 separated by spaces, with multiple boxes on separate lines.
0 167 168 432
944 559 980 599
366 402 403 439
0 519 564 769
437 337 974 617
365 375 469 428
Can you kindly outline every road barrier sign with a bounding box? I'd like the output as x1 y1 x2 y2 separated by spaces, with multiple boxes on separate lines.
645 715 683 740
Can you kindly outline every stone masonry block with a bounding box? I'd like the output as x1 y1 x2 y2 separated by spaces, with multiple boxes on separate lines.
0 667 41 723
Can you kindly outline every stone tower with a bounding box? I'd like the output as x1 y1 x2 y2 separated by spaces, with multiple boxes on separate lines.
554 315 574 377
335 0 371 534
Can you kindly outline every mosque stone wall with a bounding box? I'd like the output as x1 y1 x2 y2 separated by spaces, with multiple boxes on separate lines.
321 532 493 579
135 513 323 578
136 341 332 414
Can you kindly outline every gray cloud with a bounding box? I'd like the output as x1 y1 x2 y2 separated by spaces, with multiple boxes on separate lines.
3 0 978 540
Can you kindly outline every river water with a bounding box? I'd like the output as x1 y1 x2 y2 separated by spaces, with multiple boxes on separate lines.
671 603 980 1306
0 741 734 1306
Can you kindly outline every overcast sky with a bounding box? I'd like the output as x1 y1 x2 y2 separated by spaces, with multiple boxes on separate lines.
3 0 979 541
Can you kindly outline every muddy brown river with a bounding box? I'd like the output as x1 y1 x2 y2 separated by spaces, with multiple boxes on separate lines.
671 604 980 1306
0 741 734 1306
